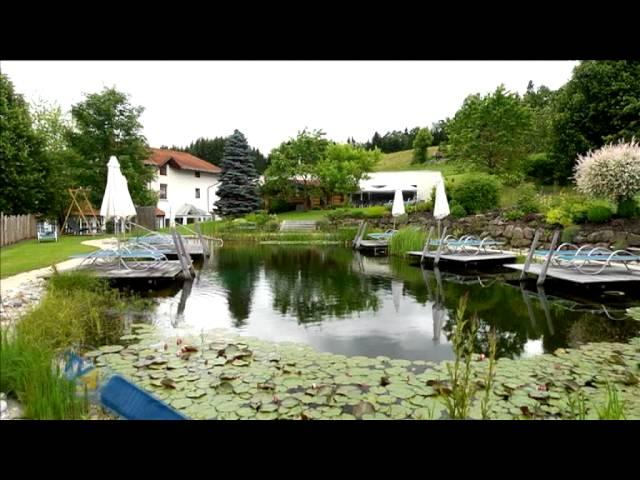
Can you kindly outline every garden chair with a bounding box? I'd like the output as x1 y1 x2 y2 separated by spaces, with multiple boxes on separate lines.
37 221 58 242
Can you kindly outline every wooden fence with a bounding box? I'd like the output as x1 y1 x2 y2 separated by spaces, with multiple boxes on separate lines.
134 206 158 231
0 213 38 247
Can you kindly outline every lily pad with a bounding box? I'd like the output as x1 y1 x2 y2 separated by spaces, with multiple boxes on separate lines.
99 345 124 354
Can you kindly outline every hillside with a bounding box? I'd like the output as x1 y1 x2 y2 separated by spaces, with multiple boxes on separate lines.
373 147 440 171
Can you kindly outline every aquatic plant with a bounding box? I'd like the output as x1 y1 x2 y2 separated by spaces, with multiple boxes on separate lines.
596 382 626 420
0 330 88 419
388 227 426 257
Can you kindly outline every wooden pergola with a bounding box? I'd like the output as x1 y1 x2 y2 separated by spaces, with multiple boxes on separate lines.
60 188 101 235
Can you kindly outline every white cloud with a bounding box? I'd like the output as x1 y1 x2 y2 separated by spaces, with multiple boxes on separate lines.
0 60 577 153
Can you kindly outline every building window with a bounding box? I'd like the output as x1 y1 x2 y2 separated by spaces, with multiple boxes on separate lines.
195 188 200 199
159 164 167 176
195 171 200 178
159 184 167 199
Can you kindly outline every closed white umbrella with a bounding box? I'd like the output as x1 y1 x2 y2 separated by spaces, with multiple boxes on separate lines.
391 279 402 313
391 188 405 229
100 156 137 235
433 179 449 240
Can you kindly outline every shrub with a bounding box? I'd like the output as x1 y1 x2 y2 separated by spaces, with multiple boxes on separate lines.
574 139 640 205
504 209 524 221
514 184 540 214
544 194 590 226
244 211 271 226
616 197 639 218
450 204 467 218
586 201 614 223
268 198 295 214
561 225 581 243
498 171 526 187
546 207 573 227
263 219 280 232
316 218 331 232
450 175 501 214
363 206 388 218
524 153 557 185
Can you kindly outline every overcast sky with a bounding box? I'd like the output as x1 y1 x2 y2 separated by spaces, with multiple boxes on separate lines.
1 61 578 154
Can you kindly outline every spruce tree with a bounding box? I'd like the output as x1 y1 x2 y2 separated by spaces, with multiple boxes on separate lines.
215 130 261 217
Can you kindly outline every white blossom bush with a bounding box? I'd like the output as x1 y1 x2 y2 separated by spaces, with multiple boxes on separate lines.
574 139 640 203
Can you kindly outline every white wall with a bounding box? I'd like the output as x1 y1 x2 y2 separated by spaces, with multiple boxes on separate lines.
359 170 444 201
148 166 220 224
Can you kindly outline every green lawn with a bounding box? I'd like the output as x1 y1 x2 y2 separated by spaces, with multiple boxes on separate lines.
0 235 106 279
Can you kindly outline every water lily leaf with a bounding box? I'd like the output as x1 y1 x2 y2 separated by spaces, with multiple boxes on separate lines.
186 389 207 399
256 411 278 420
352 401 376 418
172 398 193 409
185 374 200 382
217 381 235 394
99 345 124 353
84 350 104 359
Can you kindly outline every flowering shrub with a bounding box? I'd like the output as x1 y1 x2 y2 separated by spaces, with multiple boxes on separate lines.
574 140 640 203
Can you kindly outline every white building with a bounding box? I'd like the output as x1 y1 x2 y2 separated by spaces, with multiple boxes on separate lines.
353 170 444 206
145 148 222 228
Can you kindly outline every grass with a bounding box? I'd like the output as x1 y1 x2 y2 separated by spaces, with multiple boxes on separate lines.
0 331 89 419
373 147 441 171
388 227 426 257
0 271 150 419
0 235 106 278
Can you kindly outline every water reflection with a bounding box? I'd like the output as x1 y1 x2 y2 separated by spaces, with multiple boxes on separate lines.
145 245 640 361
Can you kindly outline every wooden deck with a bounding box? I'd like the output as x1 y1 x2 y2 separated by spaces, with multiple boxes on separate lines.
154 243 204 257
75 261 184 279
407 251 517 264
505 263 640 284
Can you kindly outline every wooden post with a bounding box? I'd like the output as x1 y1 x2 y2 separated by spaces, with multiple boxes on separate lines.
520 229 541 281
171 228 192 280
354 221 367 250
195 223 210 258
352 220 365 249
537 229 560 286
434 225 447 266
421 226 434 264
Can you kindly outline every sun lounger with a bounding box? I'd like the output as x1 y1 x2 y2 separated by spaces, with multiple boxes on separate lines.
99 374 188 420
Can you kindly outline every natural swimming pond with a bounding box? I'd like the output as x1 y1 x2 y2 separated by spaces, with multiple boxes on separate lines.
139 245 640 362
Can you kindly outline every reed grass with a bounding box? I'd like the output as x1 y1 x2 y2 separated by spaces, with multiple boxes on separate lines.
388 227 426 257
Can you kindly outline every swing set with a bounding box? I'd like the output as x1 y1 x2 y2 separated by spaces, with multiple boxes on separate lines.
60 188 101 235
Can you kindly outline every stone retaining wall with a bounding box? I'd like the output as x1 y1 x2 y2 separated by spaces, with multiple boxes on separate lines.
338 212 640 249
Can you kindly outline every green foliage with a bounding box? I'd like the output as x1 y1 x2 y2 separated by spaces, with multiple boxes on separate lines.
66 87 156 206
406 201 432 214
442 295 478 419
0 73 47 214
561 225 581 243
16 272 129 351
523 152 557 185
412 127 433 163
365 127 420 153
450 204 467 218
316 218 331 232
326 206 389 221
244 210 273 226
447 85 532 174
543 194 592 226
268 197 295 214
263 219 281 232
450 175 501 214
616 197 639 218
504 209 525 221
0 332 88 420
551 61 640 183
523 82 556 154
215 130 262 217
514 183 540 214
595 382 626 420
587 202 614 223
388 227 426 257
184 136 268 173
316 143 381 199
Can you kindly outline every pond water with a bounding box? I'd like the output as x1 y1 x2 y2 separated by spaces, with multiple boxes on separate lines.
139 245 640 362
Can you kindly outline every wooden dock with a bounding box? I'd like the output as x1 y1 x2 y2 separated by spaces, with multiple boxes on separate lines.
75 261 184 279
505 263 640 284
407 251 517 265
154 242 204 258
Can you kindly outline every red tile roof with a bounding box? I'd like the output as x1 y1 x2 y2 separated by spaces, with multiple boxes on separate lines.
155 208 165 216
145 148 222 173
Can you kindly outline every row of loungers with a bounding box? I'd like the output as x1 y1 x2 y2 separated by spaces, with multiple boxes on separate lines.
532 242 640 275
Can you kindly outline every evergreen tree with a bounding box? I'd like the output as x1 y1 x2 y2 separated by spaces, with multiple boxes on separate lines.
214 130 261 217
